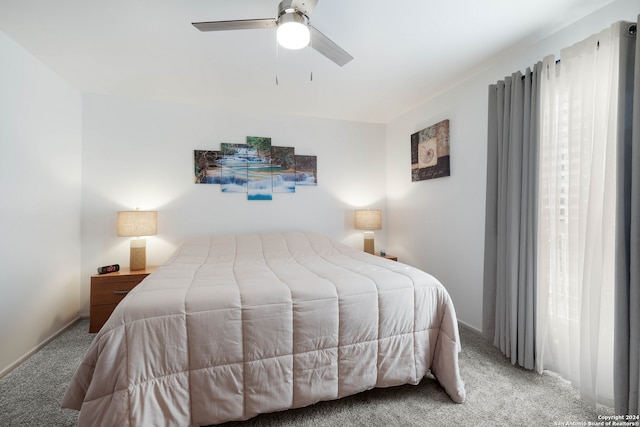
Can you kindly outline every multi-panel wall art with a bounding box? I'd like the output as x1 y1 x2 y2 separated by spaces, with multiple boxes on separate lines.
194 136 317 200
411 119 450 181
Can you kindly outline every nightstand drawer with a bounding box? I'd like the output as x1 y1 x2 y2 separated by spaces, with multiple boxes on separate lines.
91 280 140 305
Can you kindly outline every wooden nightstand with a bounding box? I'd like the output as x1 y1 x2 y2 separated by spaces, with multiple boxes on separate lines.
89 266 156 333
377 253 398 261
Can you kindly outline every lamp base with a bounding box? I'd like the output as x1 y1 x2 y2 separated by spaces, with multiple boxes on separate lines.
130 239 146 271
363 231 375 254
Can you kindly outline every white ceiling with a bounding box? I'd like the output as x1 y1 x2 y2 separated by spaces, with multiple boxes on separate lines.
0 0 616 123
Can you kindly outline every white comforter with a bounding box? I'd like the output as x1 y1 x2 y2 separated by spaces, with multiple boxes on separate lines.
63 232 465 426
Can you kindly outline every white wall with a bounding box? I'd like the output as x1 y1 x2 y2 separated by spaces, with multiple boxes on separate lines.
2 0 635 375
0 31 82 375
80 94 387 314
385 0 639 330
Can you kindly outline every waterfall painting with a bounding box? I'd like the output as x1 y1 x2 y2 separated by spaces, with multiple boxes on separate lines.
194 150 222 184
411 119 450 181
245 136 273 200
271 146 296 193
219 143 250 193
294 155 318 186
194 136 317 200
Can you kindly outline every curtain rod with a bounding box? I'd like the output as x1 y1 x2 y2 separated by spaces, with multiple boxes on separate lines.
508 21 637 84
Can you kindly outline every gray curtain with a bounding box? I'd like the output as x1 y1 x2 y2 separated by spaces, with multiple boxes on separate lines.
483 63 541 370
615 17 639 416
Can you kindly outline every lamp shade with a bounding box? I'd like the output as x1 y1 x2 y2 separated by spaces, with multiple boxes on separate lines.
117 210 157 237
277 11 310 50
355 209 382 231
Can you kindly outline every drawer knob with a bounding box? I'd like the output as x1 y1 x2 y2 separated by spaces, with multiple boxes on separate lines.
113 290 130 295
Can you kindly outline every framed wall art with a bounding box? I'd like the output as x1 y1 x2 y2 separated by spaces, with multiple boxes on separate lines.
294 155 318 186
219 143 250 193
194 150 222 184
194 136 317 200
271 146 296 193
245 136 273 200
411 119 450 182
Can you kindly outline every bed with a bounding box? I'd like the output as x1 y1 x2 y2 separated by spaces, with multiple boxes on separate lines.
62 232 466 426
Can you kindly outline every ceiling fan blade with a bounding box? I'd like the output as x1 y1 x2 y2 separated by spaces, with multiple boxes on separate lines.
192 19 277 32
290 0 318 16
309 25 353 67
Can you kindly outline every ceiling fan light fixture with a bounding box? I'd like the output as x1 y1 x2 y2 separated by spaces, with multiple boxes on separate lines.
193 0 353 66
277 11 310 50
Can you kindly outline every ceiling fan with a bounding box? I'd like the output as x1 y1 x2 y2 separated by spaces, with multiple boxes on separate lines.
192 0 353 67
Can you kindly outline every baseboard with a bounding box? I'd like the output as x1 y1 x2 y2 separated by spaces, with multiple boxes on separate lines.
0 316 80 380
458 319 482 334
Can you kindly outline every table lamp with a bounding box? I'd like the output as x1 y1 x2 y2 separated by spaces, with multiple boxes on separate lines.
355 209 382 254
117 208 157 271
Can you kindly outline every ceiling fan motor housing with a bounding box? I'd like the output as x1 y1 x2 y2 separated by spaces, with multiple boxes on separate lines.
277 1 310 20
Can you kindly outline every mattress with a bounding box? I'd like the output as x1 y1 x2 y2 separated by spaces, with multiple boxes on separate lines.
62 232 466 426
